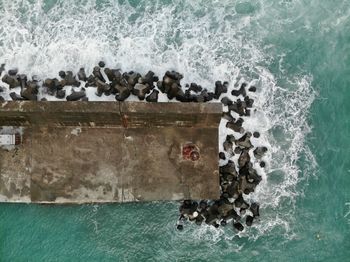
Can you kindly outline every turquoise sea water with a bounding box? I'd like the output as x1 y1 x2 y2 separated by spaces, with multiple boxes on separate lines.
0 0 350 261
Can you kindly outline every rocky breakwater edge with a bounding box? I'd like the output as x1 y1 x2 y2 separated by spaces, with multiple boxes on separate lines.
0 62 268 234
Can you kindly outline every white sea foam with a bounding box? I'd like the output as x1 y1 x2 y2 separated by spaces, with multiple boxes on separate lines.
0 0 316 240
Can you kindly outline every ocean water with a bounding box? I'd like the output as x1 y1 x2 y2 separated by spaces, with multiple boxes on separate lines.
0 0 349 261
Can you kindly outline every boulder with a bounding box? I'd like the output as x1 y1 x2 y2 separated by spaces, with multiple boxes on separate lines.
250 203 260 217
214 81 228 99
8 68 18 76
65 71 80 87
253 147 268 159
146 89 159 102
56 89 66 99
222 111 235 122
93 66 105 82
95 79 111 96
238 149 250 168
246 215 254 226
66 89 86 101
77 68 87 81
235 132 253 149
2 74 20 89
132 83 149 100
233 222 244 231
231 83 247 97
114 84 131 101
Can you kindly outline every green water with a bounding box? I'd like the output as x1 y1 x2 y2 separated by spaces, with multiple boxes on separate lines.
0 0 350 261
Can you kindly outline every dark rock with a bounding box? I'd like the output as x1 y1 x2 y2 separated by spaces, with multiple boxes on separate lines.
98 61 106 68
93 66 105 82
105 69 123 83
8 68 18 76
175 89 187 102
260 161 266 168
253 131 260 138
18 74 27 90
66 89 86 101
82 97 89 101
250 203 260 217
246 215 254 226
44 78 56 95
20 85 38 101
220 220 227 226
65 71 80 87
124 71 141 89
114 84 131 101
167 83 182 100
234 147 242 155
233 222 244 231
2 74 20 89
40 98 47 101
58 71 66 79
95 79 111 96
222 208 240 221
78 68 87 81
228 99 248 116
196 89 212 102
85 74 96 87
220 160 238 179
224 181 239 199
244 96 254 108
165 70 183 81
239 175 257 195
140 71 156 88
195 215 204 225
235 132 253 149
214 81 228 99
0 86 4 92
198 200 208 211
146 89 159 102
253 147 268 159
56 89 66 99
176 224 183 231
10 92 25 101
234 194 249 209
246 165 262 184
0 96 4 102
221 97 233 106
188 83 202 93
238 149 250 168
222 111 235 122
132 83 149 100
231 83 247 97
248 86 256 92
226 118 244 133
219 152 226 160
223 140 233 154
180 200 198 215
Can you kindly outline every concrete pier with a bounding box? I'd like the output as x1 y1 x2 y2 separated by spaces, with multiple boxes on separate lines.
0 102 221 203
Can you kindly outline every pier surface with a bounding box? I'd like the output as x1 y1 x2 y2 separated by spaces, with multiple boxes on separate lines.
0 102 221 203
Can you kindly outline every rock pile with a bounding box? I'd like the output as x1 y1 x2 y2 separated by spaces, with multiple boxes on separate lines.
0 62 226 103
177 82 267 233
0 62 267 233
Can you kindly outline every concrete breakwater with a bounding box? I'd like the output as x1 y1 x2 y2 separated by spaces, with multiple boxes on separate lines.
0 62 267 232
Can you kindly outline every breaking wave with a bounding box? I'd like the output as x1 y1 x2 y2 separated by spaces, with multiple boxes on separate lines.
0 0 316 240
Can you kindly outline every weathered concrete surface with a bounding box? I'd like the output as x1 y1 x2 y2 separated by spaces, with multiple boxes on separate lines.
0 102 221 203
